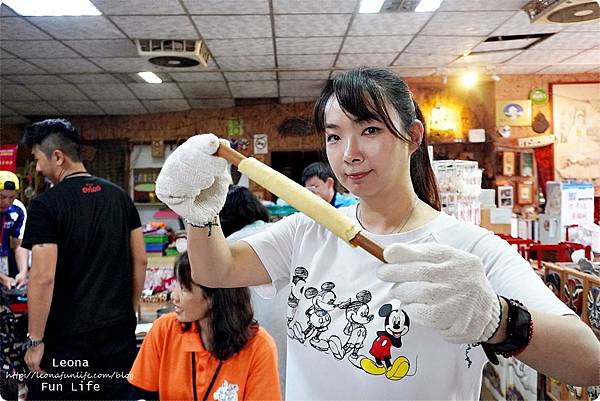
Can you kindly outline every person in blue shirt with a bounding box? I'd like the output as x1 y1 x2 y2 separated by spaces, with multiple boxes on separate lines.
301 162 358 208
0 170 28 289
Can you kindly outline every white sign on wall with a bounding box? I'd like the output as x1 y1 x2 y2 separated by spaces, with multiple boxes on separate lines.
253 134 268 154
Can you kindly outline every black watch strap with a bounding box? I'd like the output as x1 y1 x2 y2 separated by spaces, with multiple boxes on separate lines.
481 297 533 365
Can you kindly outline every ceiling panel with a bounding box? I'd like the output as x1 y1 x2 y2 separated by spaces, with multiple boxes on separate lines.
492 12 565 36
563 22 600 32
279 80 326 97
183 0 269 15
188 98 235 109
63 39 138 57
27 16 125 39
0 4 18 16
336 53 397 68
560 48 600 65
506 49 581 65
5 75 67 84
451 50 522 66
538 65 599 74
92 0 185 15
421 11 514 36
229 80 278 97
192 15 272 39
169 72 224 82
142 99 190 113
128 83 184 99
1 85 40 101
0 17 52 40
473 38 539 52
27 84 88 100
278 54 336 69
96 100 147 115
279 70 330 80
90 57 157 72
179 81 230 98
28 58 103 73
216 55 275 70
493 65 546 74
77 83 136 100
0 58 46 74
342 36 412 54
274 0 357 14
3 101 58 115
206 39 273 57
61 74 123 84
276 37 343 55
0 40 80 58
0 49 15 58
394 53 457 67
275 14 351 37
50 100 105 115
223 71 276 81
350 13 431 36
405 35 483 55
440 0 528 11
111 16 198 39
531 32 600 50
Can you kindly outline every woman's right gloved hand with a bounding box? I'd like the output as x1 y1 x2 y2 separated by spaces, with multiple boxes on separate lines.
155 134 232 226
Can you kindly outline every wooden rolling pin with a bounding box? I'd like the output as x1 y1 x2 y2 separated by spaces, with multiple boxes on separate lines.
215 143 386 262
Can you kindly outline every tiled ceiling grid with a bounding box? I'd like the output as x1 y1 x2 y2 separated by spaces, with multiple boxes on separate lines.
0 0 599 123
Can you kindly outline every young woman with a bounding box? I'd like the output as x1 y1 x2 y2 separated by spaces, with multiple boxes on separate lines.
128 252 281 401
155 67 599 400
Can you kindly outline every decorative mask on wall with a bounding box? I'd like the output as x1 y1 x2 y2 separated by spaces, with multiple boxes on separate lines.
587 286 600 329
563 277 583 315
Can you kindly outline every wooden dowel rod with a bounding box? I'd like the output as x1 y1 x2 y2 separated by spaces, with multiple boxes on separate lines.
215 143 386 263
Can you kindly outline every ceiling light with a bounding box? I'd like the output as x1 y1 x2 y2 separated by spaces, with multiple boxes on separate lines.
415 0 444 12
137 72 162 84
460 71 479 88
490 73 501 82
359 0 385 13
2 0 101 16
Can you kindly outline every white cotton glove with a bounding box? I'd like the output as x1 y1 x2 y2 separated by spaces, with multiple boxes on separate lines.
377 242 501 344
155 134 232 226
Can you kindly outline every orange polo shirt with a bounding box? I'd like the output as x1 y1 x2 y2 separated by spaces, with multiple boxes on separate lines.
129 313 281 401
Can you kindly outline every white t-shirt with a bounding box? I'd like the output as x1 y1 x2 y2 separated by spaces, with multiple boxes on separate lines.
243 204 573 401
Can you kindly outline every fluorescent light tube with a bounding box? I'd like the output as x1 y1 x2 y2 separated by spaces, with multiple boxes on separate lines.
137 72 163 84
2 0 102 16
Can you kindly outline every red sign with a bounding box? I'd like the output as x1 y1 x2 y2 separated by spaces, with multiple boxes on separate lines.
0 145 18 173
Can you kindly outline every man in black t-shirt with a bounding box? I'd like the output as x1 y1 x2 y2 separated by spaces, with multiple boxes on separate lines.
21 119 147 400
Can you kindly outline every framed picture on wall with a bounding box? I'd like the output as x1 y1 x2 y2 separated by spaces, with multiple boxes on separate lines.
498 185 514 208
499 151 516 176
496 100 532 126
551 82 600 195
520 152 533 177
517 182 534 204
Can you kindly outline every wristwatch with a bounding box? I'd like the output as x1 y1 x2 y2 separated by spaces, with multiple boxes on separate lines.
25 334 44 349
481 297 533 365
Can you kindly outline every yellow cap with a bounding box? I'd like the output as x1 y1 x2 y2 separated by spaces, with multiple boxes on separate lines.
0 171 19 191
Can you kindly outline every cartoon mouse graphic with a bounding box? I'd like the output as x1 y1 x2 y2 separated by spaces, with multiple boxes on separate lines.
328 290 373 365
287 267 309 339
360 303 411 381
293 281 337 351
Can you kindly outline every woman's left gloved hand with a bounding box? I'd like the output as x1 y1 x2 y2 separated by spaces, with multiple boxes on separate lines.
377 242 501 344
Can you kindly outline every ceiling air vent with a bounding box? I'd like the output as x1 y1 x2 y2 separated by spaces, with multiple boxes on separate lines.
523 0 599 24
135 39 211 68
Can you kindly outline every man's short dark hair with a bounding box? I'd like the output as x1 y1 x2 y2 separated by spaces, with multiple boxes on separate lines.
22 118 82 162
301 162 336 186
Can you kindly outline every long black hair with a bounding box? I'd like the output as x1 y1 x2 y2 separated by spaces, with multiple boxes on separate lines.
175 252 258 360
313 68 441 211
219 185 269 237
